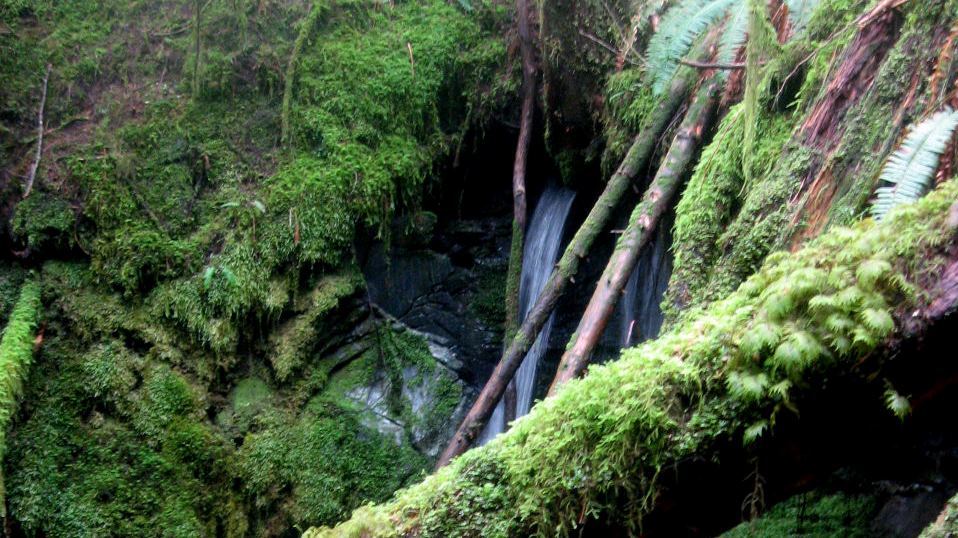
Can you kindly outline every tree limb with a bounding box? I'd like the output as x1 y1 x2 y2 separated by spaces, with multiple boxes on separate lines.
23 64 51 199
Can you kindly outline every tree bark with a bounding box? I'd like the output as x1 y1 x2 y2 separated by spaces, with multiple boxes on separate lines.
23 64 51 199
434 67 697 469
548 74 723 395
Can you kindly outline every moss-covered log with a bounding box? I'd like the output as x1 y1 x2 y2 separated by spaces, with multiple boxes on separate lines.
435 64 698 468
308 180 958 537
550 73 723 393
0 279 40 515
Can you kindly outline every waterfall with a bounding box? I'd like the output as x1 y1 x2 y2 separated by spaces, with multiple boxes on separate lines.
479 185 575 444
619 213 673 347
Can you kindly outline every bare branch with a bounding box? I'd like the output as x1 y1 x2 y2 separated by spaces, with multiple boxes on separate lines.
24 64 51 199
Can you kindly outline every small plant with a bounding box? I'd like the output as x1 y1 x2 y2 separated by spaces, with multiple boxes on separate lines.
872 108 958 220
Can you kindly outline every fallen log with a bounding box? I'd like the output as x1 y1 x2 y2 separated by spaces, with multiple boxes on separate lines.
308 178 958 538
434 63 698 469
549 72 723 394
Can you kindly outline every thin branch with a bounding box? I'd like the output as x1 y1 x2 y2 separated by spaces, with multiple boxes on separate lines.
679 58 747 69
24 64 51 199
578 30 641 67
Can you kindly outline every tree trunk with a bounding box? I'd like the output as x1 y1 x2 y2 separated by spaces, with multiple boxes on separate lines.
434 67 697 469
549 74 723 395
501 0 536 422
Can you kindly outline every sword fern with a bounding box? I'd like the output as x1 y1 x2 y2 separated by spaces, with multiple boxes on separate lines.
871 108 958 220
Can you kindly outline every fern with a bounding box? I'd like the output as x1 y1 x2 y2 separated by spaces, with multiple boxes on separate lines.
872 108 958 220
743 419 768 445
716 2 748 66
883 384 911 421
0 279 41 516
784 0 819 36
645 0 738 94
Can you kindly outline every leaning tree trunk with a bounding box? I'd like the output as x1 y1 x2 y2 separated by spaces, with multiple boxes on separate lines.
435 66 698 469
549 73 723 395
501 0 537 421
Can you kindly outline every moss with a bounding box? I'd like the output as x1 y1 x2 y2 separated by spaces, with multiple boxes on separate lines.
12 192 75 251
270 272 362 381
0 265 28 327
920 491 958 538
0 278 40 510
666 105 801 320
240 398 428 531
307 179 958 537
6 335 242 537
720 491 879 537
472 265 507 329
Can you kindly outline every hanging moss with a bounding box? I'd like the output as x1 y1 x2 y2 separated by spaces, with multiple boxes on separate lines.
306 179 958 537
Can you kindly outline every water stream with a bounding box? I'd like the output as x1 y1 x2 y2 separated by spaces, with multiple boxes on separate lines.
478 185 575 444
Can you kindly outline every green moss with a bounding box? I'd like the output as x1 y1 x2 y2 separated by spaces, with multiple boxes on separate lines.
307 179 958 537
472 266 507 329
666 104 800 321
240 399 428 530
0 278 40 511
270 272 361 381
920 491 958 538
7 336 242 537
720 491 879 537
12 192 75 251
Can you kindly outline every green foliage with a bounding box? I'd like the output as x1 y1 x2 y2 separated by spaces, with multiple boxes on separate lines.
720 491 878 537
12 192 75 251
240 397 428 529
0 279 40 514
872 108 958 220
644 0 737 94
717 2 749 65
883 383 911 421
269 273 361 381
784 0 821 35
308 179 958 537
7 325 241 537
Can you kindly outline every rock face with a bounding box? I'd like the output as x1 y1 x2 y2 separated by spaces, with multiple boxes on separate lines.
361 212 513 388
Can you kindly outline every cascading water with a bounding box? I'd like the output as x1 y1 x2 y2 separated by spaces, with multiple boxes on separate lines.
619 212 673 347
479 185 575 445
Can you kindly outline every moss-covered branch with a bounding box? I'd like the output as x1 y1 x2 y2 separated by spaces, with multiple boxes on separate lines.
308 179 958 537
0 279 41 515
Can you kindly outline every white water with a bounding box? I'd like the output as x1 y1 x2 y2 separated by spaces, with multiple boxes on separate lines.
479 185 575 444
619 214 672 347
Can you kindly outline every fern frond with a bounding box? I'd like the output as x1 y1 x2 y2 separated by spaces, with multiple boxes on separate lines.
743 419 768 445
645 0 738 94
784 0 819 36
883 384 911 421
716 2 748 66
872 108 958 220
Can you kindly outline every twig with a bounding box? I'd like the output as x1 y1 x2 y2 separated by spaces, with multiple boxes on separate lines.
679 59 747 69
24 64 51 199
578 29 641 67
406 41 415 78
